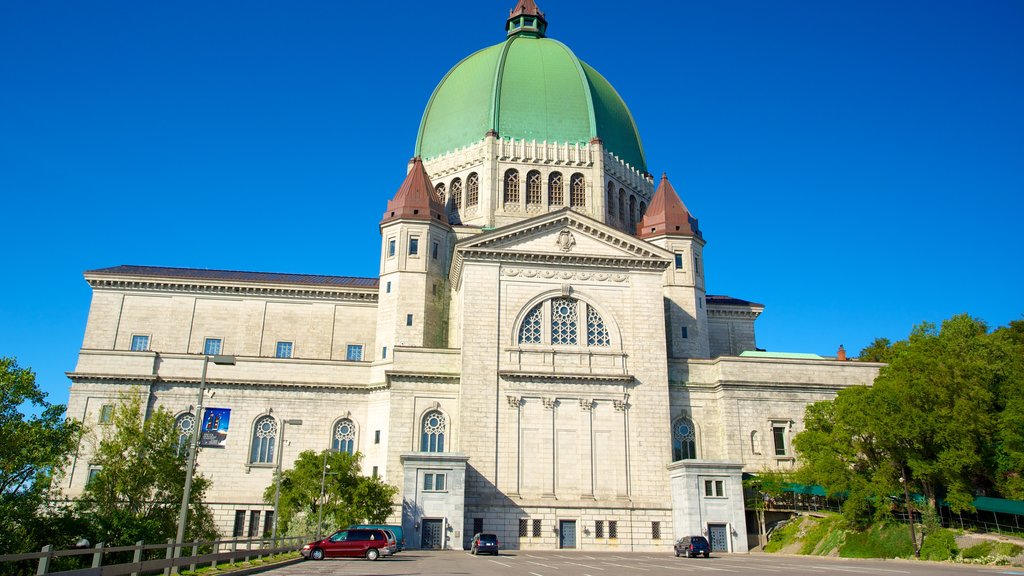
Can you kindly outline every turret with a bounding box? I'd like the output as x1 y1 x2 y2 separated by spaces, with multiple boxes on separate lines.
638 174 709 358
377 158 452 360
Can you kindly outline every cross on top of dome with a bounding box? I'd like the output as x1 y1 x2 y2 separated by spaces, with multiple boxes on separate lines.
506 0 547 38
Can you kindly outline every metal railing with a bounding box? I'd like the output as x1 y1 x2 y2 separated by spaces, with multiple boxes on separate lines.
0 535 308 576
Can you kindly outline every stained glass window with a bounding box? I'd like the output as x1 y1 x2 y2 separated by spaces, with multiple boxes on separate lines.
250 416 277 464
551 298 579 345
519 303 543 344
333 418 356 454
587 305 610 346
176 413 195 457
421 410 446 452
672 417 697 461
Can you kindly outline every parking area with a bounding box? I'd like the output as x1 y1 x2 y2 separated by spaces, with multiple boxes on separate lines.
262 550 1022 576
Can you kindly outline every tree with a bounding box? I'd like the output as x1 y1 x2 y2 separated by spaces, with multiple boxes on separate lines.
0 357 82 555
76 395 218 546
794 314 1024 528
264 450 398 537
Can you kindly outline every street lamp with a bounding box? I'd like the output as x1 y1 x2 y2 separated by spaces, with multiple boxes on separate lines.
271 418 303 543
317 449 339 540
175 354 236 560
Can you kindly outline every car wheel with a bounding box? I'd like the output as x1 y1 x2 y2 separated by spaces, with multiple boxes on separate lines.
674 551 680 557
704 552 710 558
366 548 380 561
471 548 476 555
311 548 324 561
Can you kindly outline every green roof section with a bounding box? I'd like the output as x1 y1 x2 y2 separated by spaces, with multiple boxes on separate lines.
739 351 827 360
972 496 1024 516
415 34 647 173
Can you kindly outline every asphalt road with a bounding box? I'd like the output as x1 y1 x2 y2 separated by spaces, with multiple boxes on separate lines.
261 550 1024 576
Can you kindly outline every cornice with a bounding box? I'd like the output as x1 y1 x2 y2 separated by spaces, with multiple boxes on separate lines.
385 371 461 384
85 276 378 304
67 372 388 392
706 307 763 319
498 370 634 383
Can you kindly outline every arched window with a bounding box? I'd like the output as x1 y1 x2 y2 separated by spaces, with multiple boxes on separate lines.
451 178 463 210
618 189 626 222
250 415 278 464
175 413 195 457
332 418 357 455
526 170 542 206
639 201 647 219
421 410 446 452
548 172 564 206
504 169 520 203
467 173 479 207
672 417 697 461
517 297 611 347
570 173 585 207
606 182 615 217
435 183 446 207
628 195 637 231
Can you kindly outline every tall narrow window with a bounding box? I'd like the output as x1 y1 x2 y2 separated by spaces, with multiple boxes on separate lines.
675 253 684 269
672 417 697 460
628 195 637 231
549 172 564 206
248 511 261 537
409 237 419 256
639 201 647 218
420 410 446 452
250 416 277 464
586 305 610 346
532 519 542 537
595 520 605 538
99 404 114 424
131 335 150 351
504 169 520 203
388 239 396 257
466 173 479 207
526 170 542 206
550 298 579 345
275 341 293 359
570 173 585 207
518 303 543 344
609 520 618 539
435 183 446 207
773 424 787 456
451 178 463 210
232 510 246 537
606 182 615 217
618 189 626 222
175 413 195 457
204 338 222 355
332 418 356 454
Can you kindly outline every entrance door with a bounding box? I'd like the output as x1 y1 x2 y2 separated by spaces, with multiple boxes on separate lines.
707 523 729 552
559 520 577 549
421 519 443 549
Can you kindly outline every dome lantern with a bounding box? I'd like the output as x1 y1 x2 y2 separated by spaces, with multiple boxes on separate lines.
506 0 547 38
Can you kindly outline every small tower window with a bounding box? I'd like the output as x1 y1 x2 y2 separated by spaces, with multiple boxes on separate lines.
618 188 626 222
435 183 446 206
527 170 542 206
409 237 419 256
570 173 585 207
388 238 396 258
606 182 615 217
451 177 463 210
504 169 520 204
406 314 413 326
675 253 684 269
466 172 479 207
549 172 564 206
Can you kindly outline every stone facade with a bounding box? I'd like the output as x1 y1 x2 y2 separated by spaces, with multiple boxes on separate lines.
62 2 884 554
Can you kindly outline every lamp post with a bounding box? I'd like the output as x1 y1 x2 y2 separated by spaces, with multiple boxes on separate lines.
316 449 339 541
271 418 303 544
174 354 236 560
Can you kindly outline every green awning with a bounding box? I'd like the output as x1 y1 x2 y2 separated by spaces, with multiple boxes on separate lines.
973 496 1024 516
782 483 828 496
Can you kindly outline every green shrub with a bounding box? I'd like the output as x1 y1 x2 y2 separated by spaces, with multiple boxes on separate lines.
764 518 803 553
840 523 914 558
993 542 1023 557
800 516 836 555
919 528 957 561
961 541 993 559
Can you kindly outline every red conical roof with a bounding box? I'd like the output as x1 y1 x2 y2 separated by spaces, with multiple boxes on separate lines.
637 173 701 239
382 158 448 225
509 0 544 18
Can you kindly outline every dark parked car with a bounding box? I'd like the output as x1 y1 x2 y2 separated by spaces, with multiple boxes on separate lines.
470 532 500 555
301 528 392 560
674 535 710 558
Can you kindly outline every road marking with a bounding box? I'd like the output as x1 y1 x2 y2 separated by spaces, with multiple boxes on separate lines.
564 561 604 570
601 561 650 571
530 572 545 576
635 563 697 571
488 558 512 567
528 560 560 569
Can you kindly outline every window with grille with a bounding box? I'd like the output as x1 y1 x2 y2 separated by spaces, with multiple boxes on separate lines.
526 170 542 205
332 418 356 454
549 172 564 205
519 519 529 537
99 404 114 424
672 417 697 460
346 344 363 361
247 511 260 537
608 520 618 539
435 183 446 206
517 298 611 348
175 413 195 457
473 518 484 535
504 169 520 203
570 173 585 207
606 182 615 216
233 510 246 537
421 410 446 452
652 521 661 539
275 341 293 359
451 178 463 210
131 334 149 351
467 173 479 206
250 416 277 464
595 520 604 538
773 424 787 456
532 519 542 537
203 338 222 355
262 511 274 537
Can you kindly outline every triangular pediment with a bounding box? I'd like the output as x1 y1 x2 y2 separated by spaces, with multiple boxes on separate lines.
450 209 672 285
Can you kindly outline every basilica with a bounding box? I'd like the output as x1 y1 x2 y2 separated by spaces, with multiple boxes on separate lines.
64 1 881 553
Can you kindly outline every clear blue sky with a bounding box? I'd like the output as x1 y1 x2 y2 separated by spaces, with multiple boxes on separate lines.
2 0 1022 407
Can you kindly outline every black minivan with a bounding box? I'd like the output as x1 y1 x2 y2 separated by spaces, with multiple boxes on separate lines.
674 535 710 558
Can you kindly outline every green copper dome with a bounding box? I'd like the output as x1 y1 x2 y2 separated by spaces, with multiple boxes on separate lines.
414 28 648 173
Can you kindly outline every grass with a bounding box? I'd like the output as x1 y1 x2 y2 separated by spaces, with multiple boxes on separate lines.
919 528 957 561
764 517 804 553
178 552 301 575
838 523 914 559
961 540 1024 560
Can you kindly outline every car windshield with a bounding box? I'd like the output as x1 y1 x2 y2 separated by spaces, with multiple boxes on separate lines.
478 534 497 543
692 537 707 544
